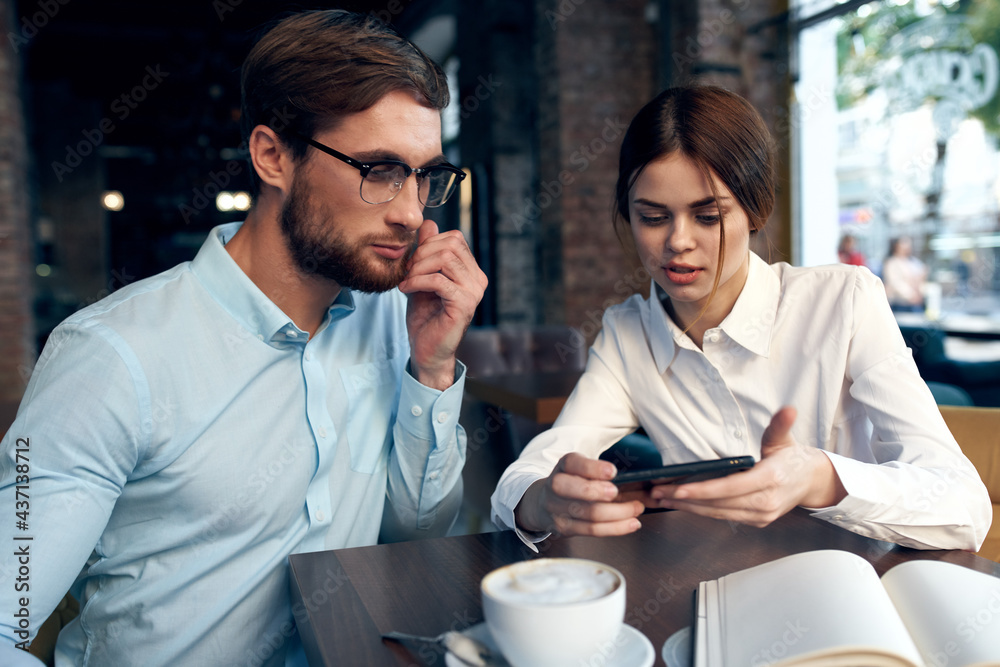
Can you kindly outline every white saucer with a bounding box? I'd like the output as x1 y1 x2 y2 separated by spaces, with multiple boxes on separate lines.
661 626 692 667
445 622 655 667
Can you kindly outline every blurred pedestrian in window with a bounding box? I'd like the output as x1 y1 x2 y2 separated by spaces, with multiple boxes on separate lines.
882 236 927 313
837 234 866 267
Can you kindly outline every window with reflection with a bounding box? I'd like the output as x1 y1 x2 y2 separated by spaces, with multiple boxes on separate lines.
795 0 999 331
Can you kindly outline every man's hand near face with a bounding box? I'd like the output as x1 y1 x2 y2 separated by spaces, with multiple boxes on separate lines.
399 219 488 391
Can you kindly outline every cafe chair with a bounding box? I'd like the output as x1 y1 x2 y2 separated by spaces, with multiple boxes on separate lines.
599 432 662 472
926 381 975 407
939 405 1000 563
455 325 588 534
898 325 1000 408
453 325 665 534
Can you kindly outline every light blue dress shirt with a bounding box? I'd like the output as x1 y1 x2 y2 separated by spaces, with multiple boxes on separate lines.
0 222 467 666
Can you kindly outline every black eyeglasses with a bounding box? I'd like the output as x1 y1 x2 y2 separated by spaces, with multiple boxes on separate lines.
292 132 466 208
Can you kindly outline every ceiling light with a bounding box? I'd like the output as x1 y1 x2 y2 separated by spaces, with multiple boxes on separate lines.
232 191 252 211
101 190 124 211
216 191 235 212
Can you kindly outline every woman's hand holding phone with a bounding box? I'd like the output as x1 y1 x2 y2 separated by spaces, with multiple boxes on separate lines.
650 407 847 527
513 453 646 538
513 407 846 537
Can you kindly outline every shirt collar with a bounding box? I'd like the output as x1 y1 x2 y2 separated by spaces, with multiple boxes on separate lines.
191 222 356 345
720 251 779 358
644 251 778 373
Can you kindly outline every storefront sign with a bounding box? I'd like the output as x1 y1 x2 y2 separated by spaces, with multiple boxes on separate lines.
883 15 999 113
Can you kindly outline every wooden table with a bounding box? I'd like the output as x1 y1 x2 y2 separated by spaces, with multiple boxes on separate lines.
464 370 583 423
288 508 999 666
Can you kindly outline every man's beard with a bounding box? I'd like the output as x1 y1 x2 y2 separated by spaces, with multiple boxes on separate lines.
279 176 417 294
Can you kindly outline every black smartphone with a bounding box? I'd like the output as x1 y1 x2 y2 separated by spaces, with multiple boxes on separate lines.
612 456 755 493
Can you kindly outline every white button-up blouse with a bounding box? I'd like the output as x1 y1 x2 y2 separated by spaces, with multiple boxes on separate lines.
492 253 991 552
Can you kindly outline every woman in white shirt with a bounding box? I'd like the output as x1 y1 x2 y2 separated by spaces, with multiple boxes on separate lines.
491 85 991 552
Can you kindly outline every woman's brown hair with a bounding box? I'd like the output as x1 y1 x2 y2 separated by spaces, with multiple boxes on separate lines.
613 85 776 314
240 10 450 193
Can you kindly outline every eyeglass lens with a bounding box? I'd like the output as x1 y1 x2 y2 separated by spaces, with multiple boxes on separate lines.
361 165 460 208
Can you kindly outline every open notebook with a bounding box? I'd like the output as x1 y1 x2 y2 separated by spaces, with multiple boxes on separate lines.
694 549 1000 667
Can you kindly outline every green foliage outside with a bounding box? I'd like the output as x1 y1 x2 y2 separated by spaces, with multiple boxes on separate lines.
836 0 999 138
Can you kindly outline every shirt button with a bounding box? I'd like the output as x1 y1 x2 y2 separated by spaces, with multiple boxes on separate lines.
707 332 720 343
411 405 423 417
734 430 742 439
317 427 327 438
257 334 264 341
316 511 326 522
288 330 298 338
305 351 312 361
833 514 845 521
428 471 440 480
436 412 449 424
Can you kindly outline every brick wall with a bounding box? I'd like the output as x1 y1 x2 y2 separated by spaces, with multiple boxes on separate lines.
536 0 656 336
0 0 35 432
529 0 791 339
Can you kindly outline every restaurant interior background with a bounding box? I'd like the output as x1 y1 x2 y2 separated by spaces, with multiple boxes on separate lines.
1 0 999 435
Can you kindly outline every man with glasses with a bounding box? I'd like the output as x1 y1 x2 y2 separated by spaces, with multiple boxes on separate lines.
1 10 486 666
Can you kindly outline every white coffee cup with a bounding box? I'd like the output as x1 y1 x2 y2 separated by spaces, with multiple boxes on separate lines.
481 557 625 667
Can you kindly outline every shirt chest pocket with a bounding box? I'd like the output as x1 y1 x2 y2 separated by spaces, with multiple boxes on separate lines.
340 360 401 474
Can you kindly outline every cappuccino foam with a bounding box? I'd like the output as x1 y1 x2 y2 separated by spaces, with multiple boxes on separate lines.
487 560 619 606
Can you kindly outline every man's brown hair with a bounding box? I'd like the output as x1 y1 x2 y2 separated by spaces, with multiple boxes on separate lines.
240 9 450 193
